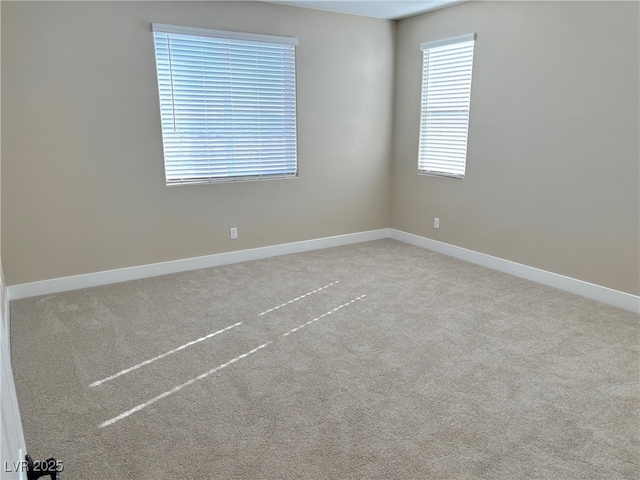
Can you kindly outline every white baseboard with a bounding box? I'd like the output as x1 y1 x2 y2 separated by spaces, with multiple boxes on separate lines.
0 261 28 479
6 227 638 314
1 264 10 347
390 229 640 314
7 229 390 300
3 286 9 344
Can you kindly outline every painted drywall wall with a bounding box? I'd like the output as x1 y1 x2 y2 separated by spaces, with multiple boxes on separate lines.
391 1 640 295
3 1 638 297
1 1 394 285
1 5 28 476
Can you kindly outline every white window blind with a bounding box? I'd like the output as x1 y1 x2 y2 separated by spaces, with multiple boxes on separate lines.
419 33 476 178
152 23 298 185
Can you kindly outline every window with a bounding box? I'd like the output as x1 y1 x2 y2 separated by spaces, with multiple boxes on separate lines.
152 24 298 185
418 33 476 178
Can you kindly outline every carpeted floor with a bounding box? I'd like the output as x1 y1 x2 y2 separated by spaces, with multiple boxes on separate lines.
10 239 639 479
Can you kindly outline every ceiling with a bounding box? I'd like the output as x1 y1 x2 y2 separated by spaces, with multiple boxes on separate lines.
258 0 467 20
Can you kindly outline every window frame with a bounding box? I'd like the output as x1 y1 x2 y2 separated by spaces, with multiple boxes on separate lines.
418 33 476 179
151 23 299 186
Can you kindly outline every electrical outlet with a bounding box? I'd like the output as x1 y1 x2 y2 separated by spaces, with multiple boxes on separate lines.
434 217 440 229
230 227 238 239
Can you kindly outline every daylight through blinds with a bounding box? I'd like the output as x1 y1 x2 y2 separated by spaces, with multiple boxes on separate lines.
152 24 298 185
419 33 476 178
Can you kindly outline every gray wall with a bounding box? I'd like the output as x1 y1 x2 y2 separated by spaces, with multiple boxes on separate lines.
391 1 639 295
1 6 28 474
1 1 394 285
3 1 639 296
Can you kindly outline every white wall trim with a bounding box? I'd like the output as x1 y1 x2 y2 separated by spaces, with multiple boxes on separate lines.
6 227 638 314
7 229 390 300
3 281 9 351
1 260 28 480
390 229 640 314
1 266 8 346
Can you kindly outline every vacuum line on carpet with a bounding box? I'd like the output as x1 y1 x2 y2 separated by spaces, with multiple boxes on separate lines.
90 322 243 388
283 295 366 337
258 281 340 316
99 341 273 428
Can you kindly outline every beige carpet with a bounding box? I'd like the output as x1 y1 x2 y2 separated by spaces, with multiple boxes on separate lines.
11 239 639 479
